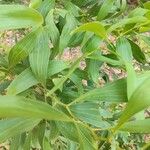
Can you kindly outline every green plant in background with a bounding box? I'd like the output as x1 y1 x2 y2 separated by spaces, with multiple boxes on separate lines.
0 0 150 149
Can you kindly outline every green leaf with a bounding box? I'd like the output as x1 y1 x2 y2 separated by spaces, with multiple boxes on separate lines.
97 0 115 21
116 37 133 62
116 37 136 99
56 122 97 149
70 102 110 128
144 1 150 10
87 53 122 66
119 119 150 133
29 0 42 9
81 35 101 53
128 39 146 64
107 16 148 33
48 60 68 77
23 133 32 150
72 22 107 39
0 5 43 30
38 0 55 18
7 60 68 95
76 124 97 150
70 78 127 104
116 77 150 128
0 95 71 121
87 59 102 83
46 55 85 97
7 68 38 95
45 10 60 48
0 118 40 143
59 13 78 53
8 28 42 68
29 27 50 85
43 137 52 150
125 62 137 99
70 73 84 94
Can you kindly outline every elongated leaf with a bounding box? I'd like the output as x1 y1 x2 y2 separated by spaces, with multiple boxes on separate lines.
29 0 42 9
23 133 32 150
45 10 60 47
87 59 102 83
29 27 50 85
59 13 78 53
48 60 68 77
70 73 84 94
70 102 110 128
9 28 42 67
128 39 146 64
97 0 114 21
116 78 150 128
82 35 101 53
76 124 97 150
7 68 38 95
0 118 40 143
0 5 43 30
72 22 107 39
43 137 52 150
116 37 132 62
70 78 127 104
0 96 71 121
125 62 137 99
87 52 122 66
38 0 55 18
56 122 97 149
116 37 136 99
107 16 148 33
119 119 150 133
46 55 84 96
7 60 68 95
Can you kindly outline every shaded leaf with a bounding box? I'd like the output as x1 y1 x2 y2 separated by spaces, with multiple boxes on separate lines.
128 39 146 64
9 28 42 67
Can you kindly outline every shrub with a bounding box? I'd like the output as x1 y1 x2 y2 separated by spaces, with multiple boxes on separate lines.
0 0 150 149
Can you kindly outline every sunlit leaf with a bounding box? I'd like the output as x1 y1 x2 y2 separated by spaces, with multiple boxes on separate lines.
7 68 38 95
0 118 40 143
0 5 43 30
119 119 150 133
72 22 107 39
97 0 115 21
29 27 50 85
116 77 150 128
0 95 71 121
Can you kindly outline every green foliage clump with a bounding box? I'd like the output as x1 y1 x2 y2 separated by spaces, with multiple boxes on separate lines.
0 0 150 149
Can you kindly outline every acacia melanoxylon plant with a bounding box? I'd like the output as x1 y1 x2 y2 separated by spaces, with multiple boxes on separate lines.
0 0 150 149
